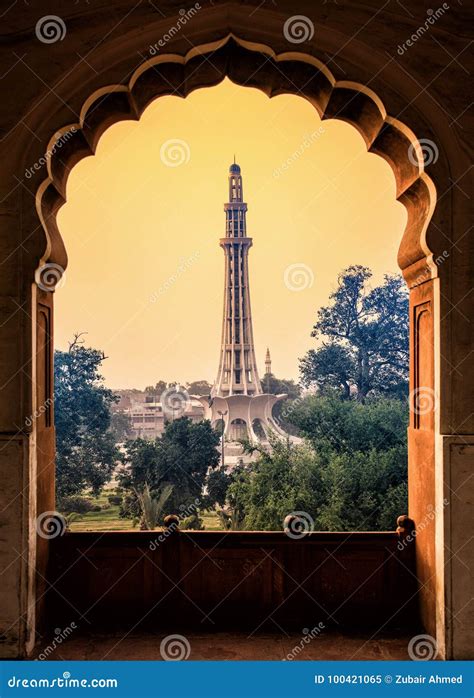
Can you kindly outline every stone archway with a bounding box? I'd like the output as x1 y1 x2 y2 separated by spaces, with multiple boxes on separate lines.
1 6 471 660
229 418 247 442
33 34 441 645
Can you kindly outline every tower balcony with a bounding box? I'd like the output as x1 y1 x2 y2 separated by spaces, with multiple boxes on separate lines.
220 237 253 247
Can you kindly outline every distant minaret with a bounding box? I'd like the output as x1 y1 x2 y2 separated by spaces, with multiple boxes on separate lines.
265 348 272 376
200 163 298 452
213 161 262 398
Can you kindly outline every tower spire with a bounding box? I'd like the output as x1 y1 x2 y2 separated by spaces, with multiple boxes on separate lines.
265 347 272 376
213 161 262 398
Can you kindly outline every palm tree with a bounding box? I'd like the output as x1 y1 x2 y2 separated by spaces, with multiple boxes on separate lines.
134 483 173 530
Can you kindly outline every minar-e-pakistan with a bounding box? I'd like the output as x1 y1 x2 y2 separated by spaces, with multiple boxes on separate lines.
199 161 293 458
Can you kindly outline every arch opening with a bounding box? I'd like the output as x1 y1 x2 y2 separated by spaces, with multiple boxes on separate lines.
41 47 430 536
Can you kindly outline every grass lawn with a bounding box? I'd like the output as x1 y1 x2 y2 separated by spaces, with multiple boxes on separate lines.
67 490 135 532
200 510 223 530
67 491 224 532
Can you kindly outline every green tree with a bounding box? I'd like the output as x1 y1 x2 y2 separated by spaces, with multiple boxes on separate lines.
186 380 213 396
54 335 120 498
118 417 221 518
227 440 323 531
205 467 232 508
261 373 302 434
286 394 408 455
300 266 409 401
109 410 133 443
227 397 408 532
144 380 169 396
262 373 301 399
288 395 408 530
135 483 173 529
315 448 407 531
299 344 353 399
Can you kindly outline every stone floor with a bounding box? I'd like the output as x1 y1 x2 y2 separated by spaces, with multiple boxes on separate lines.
34 630 413 661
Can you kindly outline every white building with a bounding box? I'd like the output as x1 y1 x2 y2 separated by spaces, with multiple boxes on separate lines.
118 394 205 440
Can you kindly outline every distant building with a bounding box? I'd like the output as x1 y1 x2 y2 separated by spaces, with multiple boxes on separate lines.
113 391 205 440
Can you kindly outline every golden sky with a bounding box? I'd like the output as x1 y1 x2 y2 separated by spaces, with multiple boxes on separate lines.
56 79 407 389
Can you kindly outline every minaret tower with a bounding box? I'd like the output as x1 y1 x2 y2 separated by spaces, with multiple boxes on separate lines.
265 348 272 376
198 160 296 456
213 161 262 398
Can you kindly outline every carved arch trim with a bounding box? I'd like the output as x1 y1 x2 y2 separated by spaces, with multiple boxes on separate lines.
35 34 437 288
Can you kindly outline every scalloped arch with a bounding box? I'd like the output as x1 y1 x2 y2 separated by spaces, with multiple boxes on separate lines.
36 35 437 288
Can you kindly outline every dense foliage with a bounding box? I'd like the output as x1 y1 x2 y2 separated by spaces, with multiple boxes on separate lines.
223 396 408 531
54 336 120 498
261 373 301 399
118 417 221 522
260 372 302 434
300 266 409 400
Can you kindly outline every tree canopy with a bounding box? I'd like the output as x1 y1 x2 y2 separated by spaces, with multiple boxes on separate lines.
224 396 408 532
300 266 409 401
54 335 120 498
261 373 301 399
186 380 213 396
143 379 212 397
118 417 221 519
287 394 408 455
